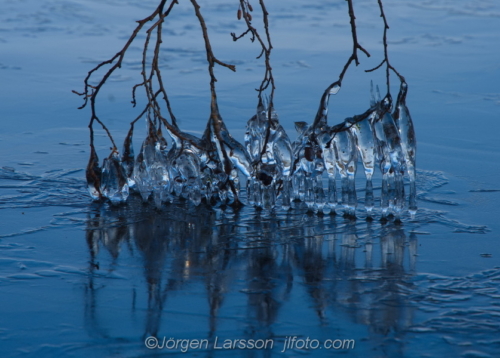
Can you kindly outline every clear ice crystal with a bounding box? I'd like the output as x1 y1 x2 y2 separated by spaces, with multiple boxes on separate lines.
100 151 129 205
393 80 417 214
86 144 102 201
85 79 417 216
244 101 268 163
121 125 135 188
133 150 152 202
371 94 405 176
346 109 376 180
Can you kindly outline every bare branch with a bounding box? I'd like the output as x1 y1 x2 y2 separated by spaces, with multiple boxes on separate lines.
75 0 174 149
338 0 371 84
364 0 405 92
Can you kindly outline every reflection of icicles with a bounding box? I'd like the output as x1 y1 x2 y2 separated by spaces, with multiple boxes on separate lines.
100 151 129 205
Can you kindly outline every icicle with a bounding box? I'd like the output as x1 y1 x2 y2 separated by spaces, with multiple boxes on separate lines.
347 110 376 214
327 176 337 211
381 175 389 216
253 179 263 208
371 93 405 215
230 168 240 191
86 144 102 201
393 79 417 215
393 173 405 220
330 123 357 215
365 179 374 215
244 99 268 163
292 169 305 201
380 96 405 177
133 151 152 202
246 177 255 206
314 175 326 214
150 147 170 209
294 121 310 139
304 175 315 211
347 172 357 216
121 125 135 189
142 122 157 170
318 130 337 211
311 81 341 133
262 183 276 211
188 182 202 206
346 109 376 181
270 112 293 178
100 150 129 205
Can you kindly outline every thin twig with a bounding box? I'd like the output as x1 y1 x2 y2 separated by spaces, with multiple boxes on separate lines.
76 0 171 149
338 0 370 84
190 0 241 203
365 0 404 92
310 0 370 134
232 0 275 164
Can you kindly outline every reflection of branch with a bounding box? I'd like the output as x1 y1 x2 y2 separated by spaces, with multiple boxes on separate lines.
365 0 404 92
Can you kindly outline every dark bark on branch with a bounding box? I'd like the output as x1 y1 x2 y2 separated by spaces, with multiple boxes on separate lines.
365 0 404 93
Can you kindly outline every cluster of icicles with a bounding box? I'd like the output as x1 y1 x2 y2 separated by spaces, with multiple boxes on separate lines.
87 79 416 218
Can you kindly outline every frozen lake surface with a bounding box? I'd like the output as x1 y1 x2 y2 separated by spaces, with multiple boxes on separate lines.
1 0 499 357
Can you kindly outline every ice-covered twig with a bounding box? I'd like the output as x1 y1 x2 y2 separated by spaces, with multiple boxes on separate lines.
311 0 370 133
232 0 275 165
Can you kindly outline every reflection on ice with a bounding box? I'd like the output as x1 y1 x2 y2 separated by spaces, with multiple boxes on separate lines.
0 163 495 357
84 199 421 351
80 199 497 356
